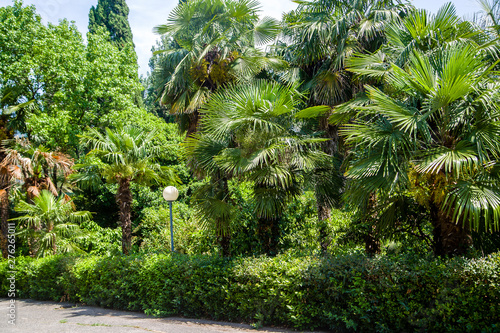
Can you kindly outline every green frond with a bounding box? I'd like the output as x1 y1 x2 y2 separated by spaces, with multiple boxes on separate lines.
444 179 500 231
414 142 479 178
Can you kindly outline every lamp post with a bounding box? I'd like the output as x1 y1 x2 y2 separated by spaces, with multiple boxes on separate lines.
163 186 179 252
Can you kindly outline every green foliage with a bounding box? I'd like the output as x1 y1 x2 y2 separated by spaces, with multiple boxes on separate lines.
150 0 282 122
77 220 122 255
137 203 215 255
2 252 499 331
13 190 92 257
88 0 135 50
77 126 179 188
0 1 143 154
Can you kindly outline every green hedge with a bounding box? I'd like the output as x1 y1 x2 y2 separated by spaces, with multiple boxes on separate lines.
1 252 499 332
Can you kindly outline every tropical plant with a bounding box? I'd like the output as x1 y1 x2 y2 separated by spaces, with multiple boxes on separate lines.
184 133 236 256
340 44 500 256
346 3 491 79
0 139 73 201
151 0 282 136
12 190 91 257
0 88 33 258
0 139 74 257
277 0 409 251
187 80 329 255
77 126 179 254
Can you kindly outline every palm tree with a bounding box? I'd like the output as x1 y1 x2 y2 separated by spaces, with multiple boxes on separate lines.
340 44 500 256
78 127 179 254
276 0 409 250
192 80 329 255
1 139 73 200
12 190 92 257
346 3 489 78
184 133 235 256
475 0 500 37
275 0 409 252
152 0 282 136
0 139 73 257
0 89 35 257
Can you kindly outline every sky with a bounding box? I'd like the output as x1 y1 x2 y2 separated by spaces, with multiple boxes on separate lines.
9 0 484 76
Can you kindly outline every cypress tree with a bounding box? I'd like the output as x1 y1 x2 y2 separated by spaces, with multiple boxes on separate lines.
89 0 143 107
88 0 134 49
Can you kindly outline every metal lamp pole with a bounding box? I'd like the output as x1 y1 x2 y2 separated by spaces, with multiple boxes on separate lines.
163 186 179 252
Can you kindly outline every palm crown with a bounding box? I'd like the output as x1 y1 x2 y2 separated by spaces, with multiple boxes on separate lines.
341 43 500 255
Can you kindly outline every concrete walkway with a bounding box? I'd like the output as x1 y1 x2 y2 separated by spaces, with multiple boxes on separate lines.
0 299 318 333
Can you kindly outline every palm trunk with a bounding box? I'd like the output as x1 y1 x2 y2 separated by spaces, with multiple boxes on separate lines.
430 204 471 256
257 216 280 256
0 187 9 259
364 227 381 254
364 193 380 255
216 176 231 257
316 116 339 254
186 110 200 138
116 177 133 255
217 232 231 257
317 202 331 254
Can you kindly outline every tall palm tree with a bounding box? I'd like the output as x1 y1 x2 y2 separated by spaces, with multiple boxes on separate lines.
12 190 92 257
340 44 500 256
152 0 282 136
278 0 409 251
78 127 179 254
191 80 329 255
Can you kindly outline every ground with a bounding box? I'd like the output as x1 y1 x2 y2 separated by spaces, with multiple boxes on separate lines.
0 299 321 333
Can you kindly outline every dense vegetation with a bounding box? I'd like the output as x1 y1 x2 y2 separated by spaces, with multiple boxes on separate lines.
1 252 499 331
1 0 500 330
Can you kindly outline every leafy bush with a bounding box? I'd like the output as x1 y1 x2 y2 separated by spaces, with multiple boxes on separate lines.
137 203 215 255
2 252 499 332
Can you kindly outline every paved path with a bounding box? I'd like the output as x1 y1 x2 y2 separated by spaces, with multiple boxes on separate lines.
0 299 317 333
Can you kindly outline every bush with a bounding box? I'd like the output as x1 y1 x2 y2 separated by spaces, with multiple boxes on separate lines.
1 252 499 332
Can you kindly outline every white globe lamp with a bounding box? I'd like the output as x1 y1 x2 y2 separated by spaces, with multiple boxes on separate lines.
163 186 179 251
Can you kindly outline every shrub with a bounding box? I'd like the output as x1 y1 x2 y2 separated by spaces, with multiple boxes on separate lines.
1 252 499 332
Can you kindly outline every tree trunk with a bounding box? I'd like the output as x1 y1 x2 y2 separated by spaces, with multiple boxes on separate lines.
364 193 380 255
116 177 133 255
364 226 381 254
316 116 339 254
186 110 200 138
216 176 231 257
258 217 280 256
317 202 331 254
217 232 231 257
0 187 9 259
430 204 472 256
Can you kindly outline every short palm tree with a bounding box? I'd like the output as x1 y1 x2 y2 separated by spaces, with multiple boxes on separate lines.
192 80 329 254
340 44 500 256
78 126 178 254
12 190 91 257
184 133 235 256
0 139 73 257
1 139 74 200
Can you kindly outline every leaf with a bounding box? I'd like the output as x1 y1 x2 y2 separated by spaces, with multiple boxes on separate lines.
295 105 331 119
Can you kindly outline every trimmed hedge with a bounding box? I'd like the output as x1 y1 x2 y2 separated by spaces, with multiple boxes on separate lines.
1 252 499 332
